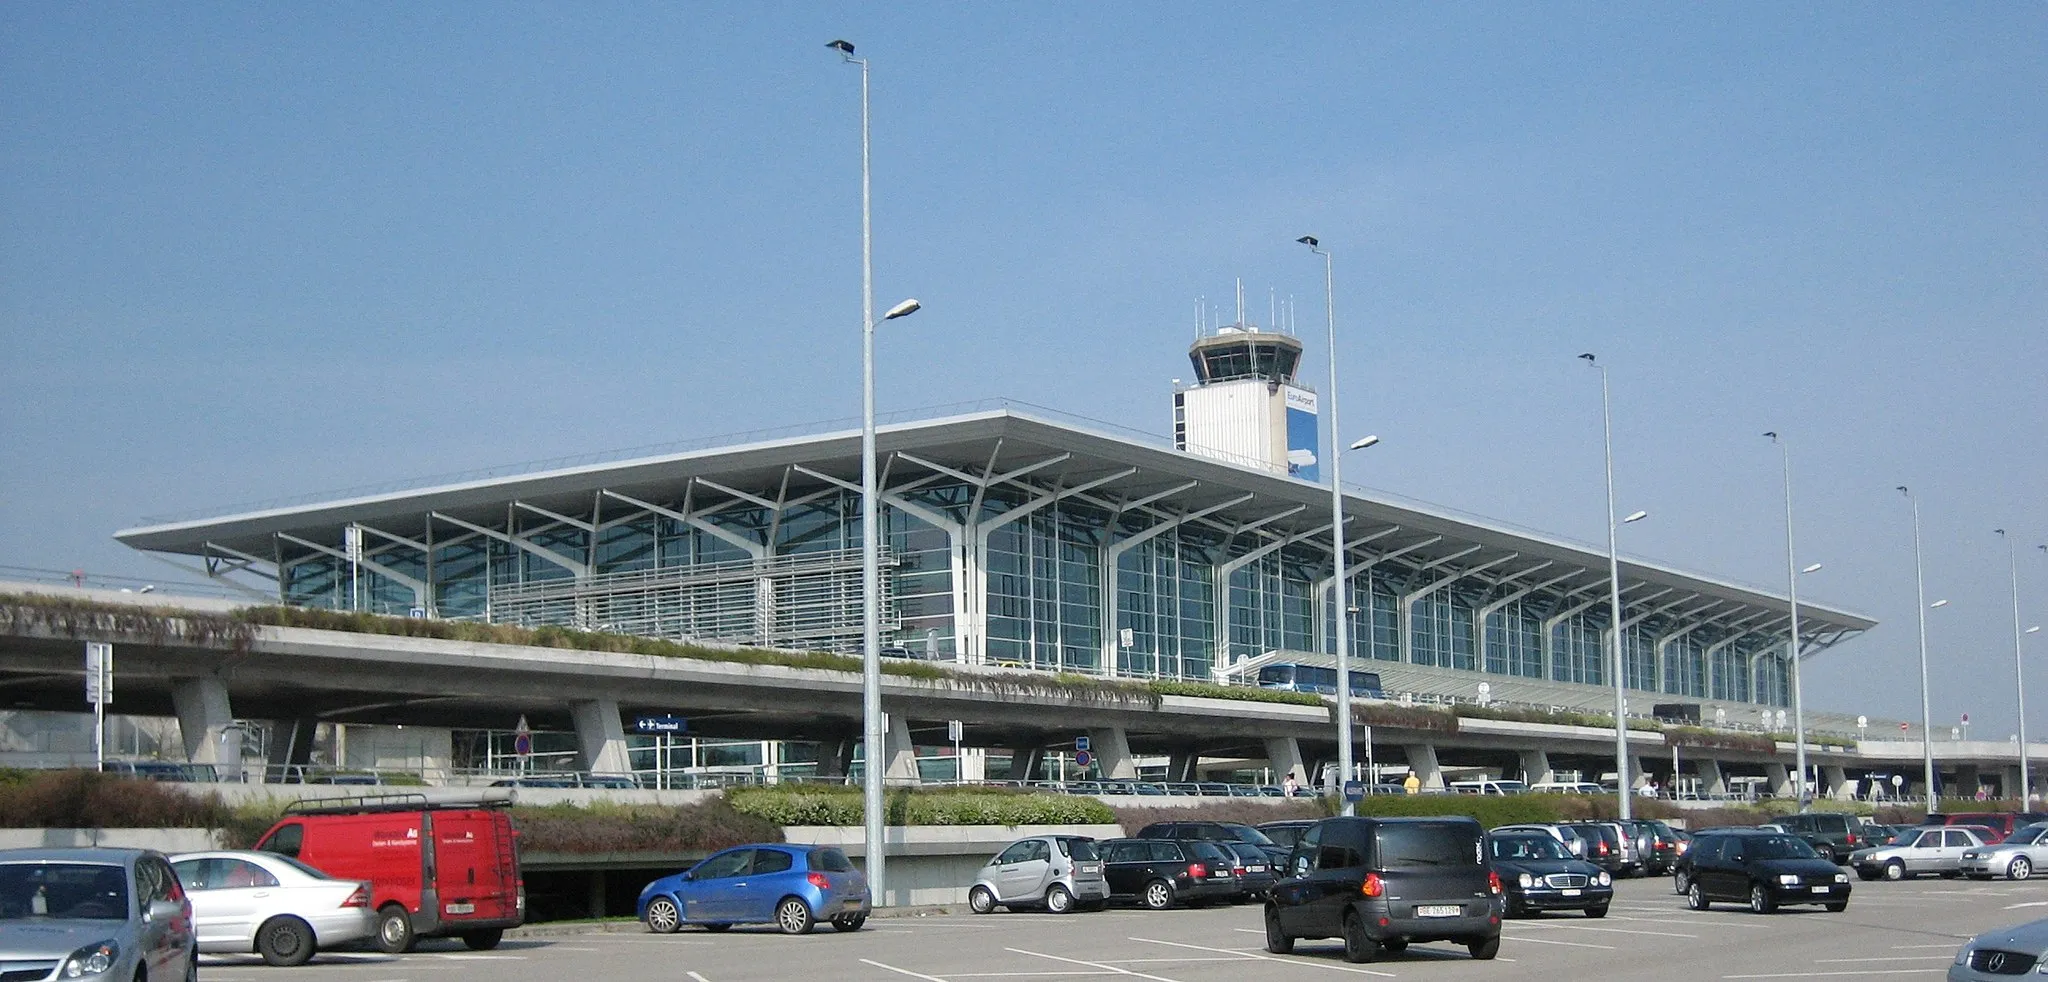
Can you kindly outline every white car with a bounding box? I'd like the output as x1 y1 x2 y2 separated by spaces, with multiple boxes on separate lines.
169 850 375 966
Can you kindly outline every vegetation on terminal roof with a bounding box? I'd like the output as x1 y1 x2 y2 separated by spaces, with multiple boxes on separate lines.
727 785 1117 827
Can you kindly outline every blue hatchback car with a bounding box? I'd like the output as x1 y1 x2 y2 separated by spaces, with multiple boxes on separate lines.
638 844 869 935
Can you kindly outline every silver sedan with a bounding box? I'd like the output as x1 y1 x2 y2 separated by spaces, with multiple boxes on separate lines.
1962 823 2048 881
1952 917 2048 980
1851 826 1990 881
170 850 374 966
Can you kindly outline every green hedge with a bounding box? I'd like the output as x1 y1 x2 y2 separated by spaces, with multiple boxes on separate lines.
1453 704 1662 733
1663 726 1776 754
1145 679 1324 707
726 786 1116 827
0 769 235 829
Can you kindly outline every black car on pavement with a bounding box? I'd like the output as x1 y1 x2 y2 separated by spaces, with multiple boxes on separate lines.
1265 816 1503 963
1769 812 1870 864
1257 820 1317 852
1485 832 1614 918
1679 828 1851 914
1215 842 1278 901
1562 822 1629 877
1098 838 1238 909
1137 821 1289 866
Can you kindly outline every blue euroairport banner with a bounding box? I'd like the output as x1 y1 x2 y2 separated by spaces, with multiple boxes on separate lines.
634 714 688 734
1284 386 1319 481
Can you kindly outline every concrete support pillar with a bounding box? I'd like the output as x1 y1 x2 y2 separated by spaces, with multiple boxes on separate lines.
1008 746 1044 782
883 714 920 783
1956 764 1983 799
816 737 858 780
1088 727 1137 780
587 870 607 919
1695 758 1727 798
1628 755 1652 791
1766 762 1793 799
1822 765 1849 801
265 718 318 779
1167 750 1199 783
1264 737 1307 785
2005 766 2024 801
1518 749 1553 786
1404 744 1443 790
172 677 241 779
571 699 632 775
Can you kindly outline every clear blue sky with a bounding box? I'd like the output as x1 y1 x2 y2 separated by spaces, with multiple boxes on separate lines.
3 4 2042 734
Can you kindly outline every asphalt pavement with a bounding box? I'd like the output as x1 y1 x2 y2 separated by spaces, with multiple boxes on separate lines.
190 876 2045 982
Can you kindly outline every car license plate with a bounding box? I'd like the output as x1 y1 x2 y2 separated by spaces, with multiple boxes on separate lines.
1560 888 1581 896
1247 865 1266 873
1416 905 1461 918
1080 864 1099 874
445 903 475 915
1810 885 1829 893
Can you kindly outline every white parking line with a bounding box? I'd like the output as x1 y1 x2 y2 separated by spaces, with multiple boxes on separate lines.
687 972 714 982
1125 936 1398 977
1889 944 1960 949
863 958 956 982
1007 947 1190 982
1814 957 1954 963
1504 935 1615 950
1508 922 1697 939
1722 971 1948 979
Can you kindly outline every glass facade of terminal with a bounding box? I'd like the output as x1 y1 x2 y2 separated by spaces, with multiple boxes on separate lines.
277 476 1799 710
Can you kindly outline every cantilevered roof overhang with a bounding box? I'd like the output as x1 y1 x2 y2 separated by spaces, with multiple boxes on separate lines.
114 409 1876 643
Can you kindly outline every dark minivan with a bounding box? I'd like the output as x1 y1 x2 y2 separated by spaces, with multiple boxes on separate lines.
1265 817 1502 963
1680 828 1850 914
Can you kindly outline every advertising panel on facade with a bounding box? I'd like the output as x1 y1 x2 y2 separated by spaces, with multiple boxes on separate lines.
1283 386 1319 481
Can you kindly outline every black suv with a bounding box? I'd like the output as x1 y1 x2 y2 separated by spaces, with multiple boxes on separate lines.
1679 828 1850 914
1098 838 1239 909
1769 812 1870 864
1265 817 1502 963
1137 821 1289 866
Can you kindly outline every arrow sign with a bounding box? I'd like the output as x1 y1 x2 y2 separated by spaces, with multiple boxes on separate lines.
634 715 688 734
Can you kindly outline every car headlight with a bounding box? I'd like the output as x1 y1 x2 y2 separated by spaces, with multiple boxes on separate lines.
1778 874 1801 886
1954 945 1972 966
1964 851 1979 859
1597 871 1612 886
62 939 117 978
1518 873 1534 888
1834 873 1849 883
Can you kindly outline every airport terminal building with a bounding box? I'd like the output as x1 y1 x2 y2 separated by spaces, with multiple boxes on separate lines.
114 326 1876 735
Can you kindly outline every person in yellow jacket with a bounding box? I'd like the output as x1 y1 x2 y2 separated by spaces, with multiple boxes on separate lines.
1403 772 1421 795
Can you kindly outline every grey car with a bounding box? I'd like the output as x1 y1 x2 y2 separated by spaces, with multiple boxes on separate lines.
1851 826 1990 880
1951 917 2048 980
0 847 197 982
968 835 1110 914
1961 823 2048 881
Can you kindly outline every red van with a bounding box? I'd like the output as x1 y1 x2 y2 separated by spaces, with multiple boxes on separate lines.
255 793 523 953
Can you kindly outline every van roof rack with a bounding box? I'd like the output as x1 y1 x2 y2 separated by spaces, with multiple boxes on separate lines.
282 789 514 815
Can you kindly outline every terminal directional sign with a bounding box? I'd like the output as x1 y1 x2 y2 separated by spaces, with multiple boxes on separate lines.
1075 735 1090 753
635 715 689 734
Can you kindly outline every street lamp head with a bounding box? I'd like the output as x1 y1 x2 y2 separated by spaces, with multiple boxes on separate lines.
1996 528 2008 537
826 39 855 55
1623 510 1648 524
882 298 921 321
1578 352 1597 364
1764 431 1779 441
1296 235 1319 247
1931 599 1950 609
1801 563 1823 574
1348 435 1381 451
1896 485 1910 497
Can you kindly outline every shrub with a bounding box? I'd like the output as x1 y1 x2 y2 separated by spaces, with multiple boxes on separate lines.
726 786 1116 827
1145 680 1324 707
1452 704 1661 732
509 799 784 855
1110 800 1329 834
1353 703 1458 732
0 770 234 829
1662 726 1777 754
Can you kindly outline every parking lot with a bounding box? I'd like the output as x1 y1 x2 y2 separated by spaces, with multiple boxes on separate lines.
188 876 2046 982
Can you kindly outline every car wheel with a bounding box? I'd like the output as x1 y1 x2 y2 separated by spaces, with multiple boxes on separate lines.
461 929 503 951
774 897 815 935
1340 911 1380 964
1883 860 1906 881
1585 902 1609 919
2014 857 2035 881
1045 884 1074 914
1467 935 1501 961
1824 901 1848 913
184 952 199 982
257 915 317 967
1141 880 1175 911
644 897 681 934
1687 882 1709 911
831 913 867 932
1673 870 1690 895
968 885 997 915
1263 905 1294 954
1749 883 1776 915
374 904 416 954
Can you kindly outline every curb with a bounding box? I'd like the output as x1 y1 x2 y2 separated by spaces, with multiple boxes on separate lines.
505 904 968 938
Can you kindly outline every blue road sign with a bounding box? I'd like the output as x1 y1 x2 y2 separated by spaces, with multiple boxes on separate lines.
1075 735 1091 753
634 715 688 734
1075 750 1093 769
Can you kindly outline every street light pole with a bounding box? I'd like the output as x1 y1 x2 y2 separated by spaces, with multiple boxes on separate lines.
1899 486 1937 813
1766 433 1811 811
1998 529 2028 801
1581 353 1633 821
1298 235 1357 815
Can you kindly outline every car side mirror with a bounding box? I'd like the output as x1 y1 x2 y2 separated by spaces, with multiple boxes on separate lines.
680 870 696 881
148 899 183 922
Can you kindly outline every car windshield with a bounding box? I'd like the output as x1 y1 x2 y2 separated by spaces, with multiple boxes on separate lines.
1060 839 1101 861
1379 824 1482 868
1262 826 1304 848
1750 835 1820 860
0 863 128 921
808 849 857 873
2011 825 2048 846
1225 826 1277 847
1491 836 1568 861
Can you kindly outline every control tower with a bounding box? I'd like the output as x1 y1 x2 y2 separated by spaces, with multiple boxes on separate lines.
1173 323 1320 480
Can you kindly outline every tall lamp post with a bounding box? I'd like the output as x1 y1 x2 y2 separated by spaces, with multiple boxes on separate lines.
1298 234 1364 814
1580 353 1644 820
831 38 924 905
1765 432 1815 810
1997 529 2029 801
1899 486 1939 812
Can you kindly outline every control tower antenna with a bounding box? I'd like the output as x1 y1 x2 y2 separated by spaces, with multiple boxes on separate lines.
1269 287 1276 333
1235 278 1245 328
1193 297 1204 341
